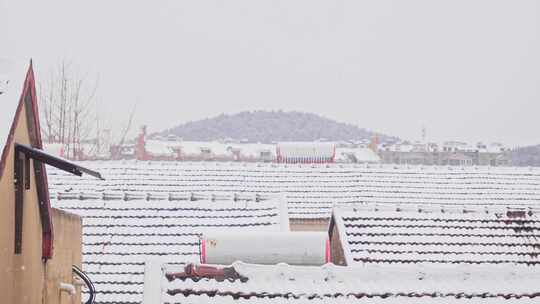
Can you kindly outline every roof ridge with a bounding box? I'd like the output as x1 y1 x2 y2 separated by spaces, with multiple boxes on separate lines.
334 203 540 216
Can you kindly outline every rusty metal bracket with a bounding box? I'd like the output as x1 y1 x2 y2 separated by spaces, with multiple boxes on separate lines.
13 143 103 254
14 151 24 253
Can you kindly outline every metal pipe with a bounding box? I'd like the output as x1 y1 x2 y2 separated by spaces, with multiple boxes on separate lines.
73 265 95 304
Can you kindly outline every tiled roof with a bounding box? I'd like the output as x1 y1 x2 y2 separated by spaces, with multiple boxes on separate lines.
148 262 540 303
47 161 540 219
51 192 288 304
332 204 540 266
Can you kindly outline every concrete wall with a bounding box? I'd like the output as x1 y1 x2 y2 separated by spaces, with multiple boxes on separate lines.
0 102 83 304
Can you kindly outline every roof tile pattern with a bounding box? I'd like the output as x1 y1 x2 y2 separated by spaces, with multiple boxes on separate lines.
158 262 540 303
334 205 540 265
47 161 540 219
52 195 286 304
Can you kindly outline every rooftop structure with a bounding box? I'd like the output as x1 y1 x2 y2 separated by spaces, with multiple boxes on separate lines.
329 204 540 266
335 147 381 163
0 61 102 304
378 141 512 166
48 161 540 224
277 142 336 164
50 191 288 304
46 160 540 303
143 261 540 303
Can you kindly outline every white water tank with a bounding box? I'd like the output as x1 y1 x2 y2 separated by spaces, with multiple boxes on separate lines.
201 232 330 266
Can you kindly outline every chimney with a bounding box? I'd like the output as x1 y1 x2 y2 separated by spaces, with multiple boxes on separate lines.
136 125 148 160
368 134 379 152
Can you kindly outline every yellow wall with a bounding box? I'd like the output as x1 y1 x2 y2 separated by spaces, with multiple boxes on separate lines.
0 104 82 304
45 209 82 304
0 103 44 304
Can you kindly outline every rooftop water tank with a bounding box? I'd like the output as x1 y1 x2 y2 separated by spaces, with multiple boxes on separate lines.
201 232 330 266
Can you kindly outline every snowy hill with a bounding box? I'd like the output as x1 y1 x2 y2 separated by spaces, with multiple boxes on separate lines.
156 110 397 143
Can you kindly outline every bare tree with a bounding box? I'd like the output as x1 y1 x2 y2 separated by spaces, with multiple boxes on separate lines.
39 60 99 160
117 102 138 146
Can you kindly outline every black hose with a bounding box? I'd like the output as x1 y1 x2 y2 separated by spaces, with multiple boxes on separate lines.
72 265 96 304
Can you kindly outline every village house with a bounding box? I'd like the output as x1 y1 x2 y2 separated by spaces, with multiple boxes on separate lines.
328 203 540 266
276 142 336 164
143 261 539 303
139 202 540 303
49 185 289 303
0 61 102 304
45 159 540 303
378 141 512 166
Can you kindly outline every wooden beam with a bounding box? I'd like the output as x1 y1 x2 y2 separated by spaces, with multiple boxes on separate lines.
13 143 103 256
14 152 23 254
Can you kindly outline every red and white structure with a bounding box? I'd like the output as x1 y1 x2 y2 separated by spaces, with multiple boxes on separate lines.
276 142 336 164
201 231 330 266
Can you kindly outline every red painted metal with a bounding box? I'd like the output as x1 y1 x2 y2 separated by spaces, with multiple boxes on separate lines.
325 238 331 263
166 263 246 282
200 238 206 264
26 63 54 260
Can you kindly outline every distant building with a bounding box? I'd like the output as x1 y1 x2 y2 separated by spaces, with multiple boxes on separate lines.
378 141 512 166
276 142 336 163
335 147 381 163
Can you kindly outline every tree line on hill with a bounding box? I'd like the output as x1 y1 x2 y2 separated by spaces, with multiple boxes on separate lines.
156 110 396 143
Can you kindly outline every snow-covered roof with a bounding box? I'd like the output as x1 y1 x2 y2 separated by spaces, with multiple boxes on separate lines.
145 140 179 157
147 261 540 303
353 148 380 163
228 143 276 159
47 161 540 220
331 204 540 266
277 142 335 161
0 59 29 154
336 147 381 163
179 141 233 156
50 185 288 304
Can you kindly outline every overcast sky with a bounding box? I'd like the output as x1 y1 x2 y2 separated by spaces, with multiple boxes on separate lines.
1 0 539 146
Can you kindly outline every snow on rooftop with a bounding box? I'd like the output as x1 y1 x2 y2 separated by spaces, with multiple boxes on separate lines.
332 204 540 266
47 161 540 220
153 261 540 303
50 186 287 304
336 147 380 163
45 161 540 303
277 142 335 159
145 140 178 157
